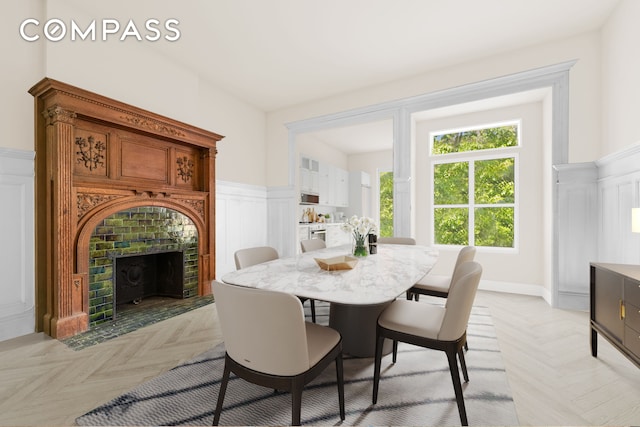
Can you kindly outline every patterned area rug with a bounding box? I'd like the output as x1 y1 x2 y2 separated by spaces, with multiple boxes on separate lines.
76 302 518 426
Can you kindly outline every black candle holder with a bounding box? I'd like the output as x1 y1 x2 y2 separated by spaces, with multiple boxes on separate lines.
368 234 378 254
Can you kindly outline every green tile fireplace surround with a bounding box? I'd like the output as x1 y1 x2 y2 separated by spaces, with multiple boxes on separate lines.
89 206 199 326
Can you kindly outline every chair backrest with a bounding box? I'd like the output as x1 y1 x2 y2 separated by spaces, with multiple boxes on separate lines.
439 261 482 341
234 246 278 270
377 237 416 245
300 239 326 253
453 246 476 271
441 245 476 287
212 280 311 375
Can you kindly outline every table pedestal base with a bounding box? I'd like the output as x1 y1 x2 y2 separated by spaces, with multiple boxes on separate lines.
329 302 393 358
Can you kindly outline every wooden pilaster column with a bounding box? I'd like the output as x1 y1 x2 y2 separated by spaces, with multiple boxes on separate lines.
200 146 217 295
42 106 88 338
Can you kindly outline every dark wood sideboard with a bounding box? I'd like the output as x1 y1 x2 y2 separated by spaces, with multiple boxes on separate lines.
590 263 640 368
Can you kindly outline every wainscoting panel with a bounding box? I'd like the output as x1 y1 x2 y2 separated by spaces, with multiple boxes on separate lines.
555 163 598 310
596 144 640 266
215 181 268 279
0 149 35 341
267 186 297 259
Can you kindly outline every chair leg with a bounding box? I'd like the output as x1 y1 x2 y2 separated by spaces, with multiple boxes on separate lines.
392 340 398 363
213 360 231 426
335 353 345 420
458 348 469 382
291 379 303 426
372 333 385 404
406 290 413 300
446 349 468 426
310 299 316 323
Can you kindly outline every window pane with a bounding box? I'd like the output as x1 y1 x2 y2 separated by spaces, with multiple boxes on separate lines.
434 208 468 245
434 162 468 205
475 158 515 204
432 124 518 154
379 171 393 237
475 207 514 247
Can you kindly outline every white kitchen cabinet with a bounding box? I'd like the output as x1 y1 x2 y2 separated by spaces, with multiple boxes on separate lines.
318 162 349 207
319 162 333 205
336 168 349 207
300 156 319 194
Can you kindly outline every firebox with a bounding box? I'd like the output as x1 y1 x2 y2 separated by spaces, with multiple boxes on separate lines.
114 251 184 315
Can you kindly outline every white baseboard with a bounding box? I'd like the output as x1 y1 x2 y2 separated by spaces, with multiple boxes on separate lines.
478 279 588 311
479 279 544 297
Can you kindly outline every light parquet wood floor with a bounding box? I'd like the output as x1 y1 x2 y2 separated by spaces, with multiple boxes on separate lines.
0 291 638 426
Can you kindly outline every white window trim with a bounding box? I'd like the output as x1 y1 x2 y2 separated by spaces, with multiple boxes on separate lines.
429 126 520 252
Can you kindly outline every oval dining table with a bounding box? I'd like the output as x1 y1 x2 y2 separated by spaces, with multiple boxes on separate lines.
221 243 438 357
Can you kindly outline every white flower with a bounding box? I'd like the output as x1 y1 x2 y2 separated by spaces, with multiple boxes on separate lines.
341 215 377 243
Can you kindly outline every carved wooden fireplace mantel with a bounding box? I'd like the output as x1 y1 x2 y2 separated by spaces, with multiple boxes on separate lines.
29 78 224 339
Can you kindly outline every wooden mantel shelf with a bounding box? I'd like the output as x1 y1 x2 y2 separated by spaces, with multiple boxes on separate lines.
29 78 224 339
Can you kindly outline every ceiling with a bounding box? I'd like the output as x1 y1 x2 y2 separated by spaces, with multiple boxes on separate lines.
63 0 620 113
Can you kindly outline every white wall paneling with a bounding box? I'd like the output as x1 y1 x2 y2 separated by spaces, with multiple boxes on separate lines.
0 149 35 341
554 163 598 310
267 186 298 259
215 181 268 279
596 143 640 265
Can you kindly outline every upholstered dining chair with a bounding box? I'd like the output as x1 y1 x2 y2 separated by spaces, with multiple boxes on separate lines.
300 238 326 253
234 246 316 323
298 240 323 323
407 246 476 301
211 281 345 426
377 237 416 245
376 238 418 300
234 246 279 270
372 261 483 426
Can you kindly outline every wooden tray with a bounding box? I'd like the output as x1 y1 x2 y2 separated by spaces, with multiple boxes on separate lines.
314 255 359 271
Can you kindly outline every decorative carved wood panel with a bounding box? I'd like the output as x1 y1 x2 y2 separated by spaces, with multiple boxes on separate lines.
29 78 224 339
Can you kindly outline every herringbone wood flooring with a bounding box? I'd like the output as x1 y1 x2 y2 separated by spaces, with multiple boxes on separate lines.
0 291 638 426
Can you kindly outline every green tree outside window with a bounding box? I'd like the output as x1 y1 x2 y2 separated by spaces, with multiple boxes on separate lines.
379 171 394 237
432 123 517 248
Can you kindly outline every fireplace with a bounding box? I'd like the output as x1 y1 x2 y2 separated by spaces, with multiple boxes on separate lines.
29 78 224 339
89 206 199 325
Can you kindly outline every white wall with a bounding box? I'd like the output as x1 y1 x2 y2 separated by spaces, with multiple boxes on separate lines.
0 150 35 341
297 134 348 170
0 0 43 152
601 0 640 156
266 31 603 188
347 149 393 227
413 102 545 290
0 0 42 340
216 181 268 279
39 1 268 187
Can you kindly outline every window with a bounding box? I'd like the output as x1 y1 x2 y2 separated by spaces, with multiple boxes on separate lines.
379 170 393 237
431 122 518 248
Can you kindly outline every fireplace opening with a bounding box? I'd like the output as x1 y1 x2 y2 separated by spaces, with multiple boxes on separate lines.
114 251 184 317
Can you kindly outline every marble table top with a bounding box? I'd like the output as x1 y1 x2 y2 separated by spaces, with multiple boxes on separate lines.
221 244 438 305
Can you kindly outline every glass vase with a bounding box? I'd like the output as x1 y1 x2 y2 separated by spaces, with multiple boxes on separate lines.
353 237 368 257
